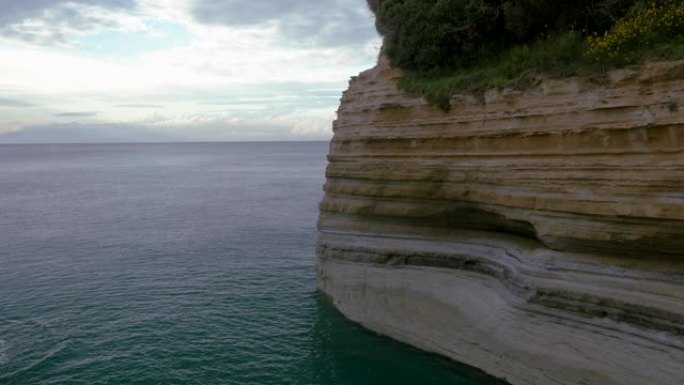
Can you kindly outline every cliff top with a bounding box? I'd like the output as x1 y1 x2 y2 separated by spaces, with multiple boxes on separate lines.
367 0 684 110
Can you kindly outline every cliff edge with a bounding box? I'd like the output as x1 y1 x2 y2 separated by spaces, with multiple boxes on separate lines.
317 55 684 385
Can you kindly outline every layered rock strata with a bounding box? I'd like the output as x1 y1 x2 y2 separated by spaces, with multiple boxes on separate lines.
317 56 684 385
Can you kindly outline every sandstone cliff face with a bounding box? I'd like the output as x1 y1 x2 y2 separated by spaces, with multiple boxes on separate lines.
317 56 684 385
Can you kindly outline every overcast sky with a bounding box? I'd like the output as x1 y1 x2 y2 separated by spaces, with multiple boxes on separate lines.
0 0 380 142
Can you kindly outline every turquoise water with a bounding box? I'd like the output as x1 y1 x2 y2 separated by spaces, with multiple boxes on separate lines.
0 142 505 385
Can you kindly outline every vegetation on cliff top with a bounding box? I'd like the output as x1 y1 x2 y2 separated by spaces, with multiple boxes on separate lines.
367 0 684 110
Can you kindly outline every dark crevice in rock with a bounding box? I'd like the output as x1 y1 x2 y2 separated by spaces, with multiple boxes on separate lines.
531 289 684 336
318 240 682 336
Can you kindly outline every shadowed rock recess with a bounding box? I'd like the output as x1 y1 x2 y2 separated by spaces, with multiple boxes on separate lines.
317 55 684 385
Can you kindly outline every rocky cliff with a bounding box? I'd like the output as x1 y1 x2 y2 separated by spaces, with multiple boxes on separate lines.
317 55 684 385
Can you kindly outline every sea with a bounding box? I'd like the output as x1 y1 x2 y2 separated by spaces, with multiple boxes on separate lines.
0 142 505 385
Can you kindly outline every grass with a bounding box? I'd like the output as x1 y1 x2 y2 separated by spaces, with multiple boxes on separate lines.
398 31 684 112
641 34 684 62
667 101 680 112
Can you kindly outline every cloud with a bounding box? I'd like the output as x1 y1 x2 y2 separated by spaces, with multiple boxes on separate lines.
115 104 165 108
0 107 334 143
0 0 144 45
0 97 33 107
191 0 377 46
0 122 175 143
0 0 379 48
144 111 333 141
147 114 292 140
55 111 99 117
0 0 135 27
0 0 380 142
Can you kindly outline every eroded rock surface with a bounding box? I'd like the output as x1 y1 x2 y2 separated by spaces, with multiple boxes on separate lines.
317 56 684 385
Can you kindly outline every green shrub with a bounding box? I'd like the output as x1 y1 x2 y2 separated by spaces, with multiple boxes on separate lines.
504 0 635 40
370 0 504 72
397 31 596 111
369 0 637 73
586 0 684 64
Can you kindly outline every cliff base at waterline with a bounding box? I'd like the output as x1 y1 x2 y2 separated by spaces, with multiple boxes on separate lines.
317 56 684 385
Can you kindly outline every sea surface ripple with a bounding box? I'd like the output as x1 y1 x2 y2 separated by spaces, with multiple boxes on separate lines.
0 142 505 385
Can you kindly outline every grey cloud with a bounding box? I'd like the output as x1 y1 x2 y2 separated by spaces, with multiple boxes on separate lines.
192 0 378 46
0 97 33 107
155 119 294 141
0 0 137 45
0 122 175 143
0 115 326 143
55 111 99 117
192 1 296 25
1 28 67 45
0 0 135 27
115 104 165 108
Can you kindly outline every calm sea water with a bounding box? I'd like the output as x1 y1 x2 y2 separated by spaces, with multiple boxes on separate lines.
0 142 504 385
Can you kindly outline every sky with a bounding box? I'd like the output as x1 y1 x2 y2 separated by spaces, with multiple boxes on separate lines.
0 0 380 142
